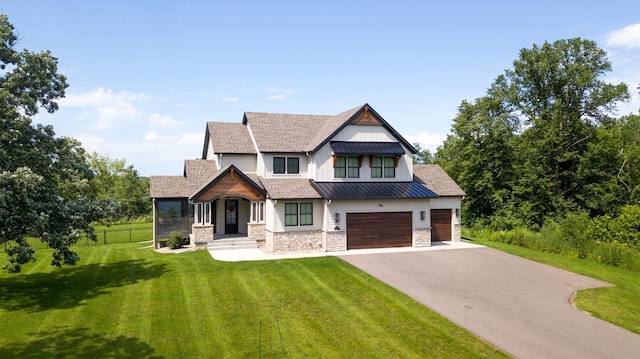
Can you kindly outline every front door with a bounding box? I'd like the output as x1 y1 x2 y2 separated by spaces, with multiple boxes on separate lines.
225 200 238 234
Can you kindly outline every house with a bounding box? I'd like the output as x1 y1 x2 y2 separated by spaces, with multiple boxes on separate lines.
149 104 465 252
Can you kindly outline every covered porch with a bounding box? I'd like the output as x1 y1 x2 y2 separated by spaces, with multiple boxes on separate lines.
189 165 266 247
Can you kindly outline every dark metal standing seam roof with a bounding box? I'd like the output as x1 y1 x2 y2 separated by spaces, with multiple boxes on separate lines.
310 180 438 200
330 141 406 155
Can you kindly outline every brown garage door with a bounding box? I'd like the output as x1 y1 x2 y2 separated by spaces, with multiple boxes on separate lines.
431 209 451 241
346 212 412 249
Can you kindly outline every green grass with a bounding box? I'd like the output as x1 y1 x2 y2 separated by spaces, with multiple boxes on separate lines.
468 237 640 335
0 243 507 358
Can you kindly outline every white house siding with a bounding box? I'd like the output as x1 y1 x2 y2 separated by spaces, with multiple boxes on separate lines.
206 138 215 159
332 124 397 142
312 124 414 182
263 153 308 178
219 154 257 173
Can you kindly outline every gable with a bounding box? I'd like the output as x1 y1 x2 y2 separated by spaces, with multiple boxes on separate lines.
191 166 265 202
349 106 382 125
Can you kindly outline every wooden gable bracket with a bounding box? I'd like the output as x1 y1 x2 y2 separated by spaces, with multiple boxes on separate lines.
364 106 370 120
332 154 338 167
394 155 401 167
358 155 364 167
230 167 235 179
369 155 375 168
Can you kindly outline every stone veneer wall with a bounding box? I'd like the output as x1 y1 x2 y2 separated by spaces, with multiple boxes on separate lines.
192 224 214 244
413 228 431 247
248 223 266 240
266 230 323 253
453 223 461 242
325 231 346 252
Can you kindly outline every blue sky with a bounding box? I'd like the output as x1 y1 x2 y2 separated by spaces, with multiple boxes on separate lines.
4 1 640 176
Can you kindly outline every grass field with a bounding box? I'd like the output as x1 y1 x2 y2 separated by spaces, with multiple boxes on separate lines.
0 243 507 358
468 237 640 335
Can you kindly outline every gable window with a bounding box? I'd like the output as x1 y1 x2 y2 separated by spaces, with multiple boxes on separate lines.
371 156 396 178
334 156 359 178
285 202 313 226
274 157 299 174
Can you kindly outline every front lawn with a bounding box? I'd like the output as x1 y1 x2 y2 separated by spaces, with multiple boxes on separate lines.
0 243 507 358
469 237 640 335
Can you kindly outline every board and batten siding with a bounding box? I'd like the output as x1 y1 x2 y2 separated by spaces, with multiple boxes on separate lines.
219 154 257 173
312 124 413 182
262 153 308 178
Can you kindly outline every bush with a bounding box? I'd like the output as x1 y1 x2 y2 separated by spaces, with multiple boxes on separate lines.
167 231 184 249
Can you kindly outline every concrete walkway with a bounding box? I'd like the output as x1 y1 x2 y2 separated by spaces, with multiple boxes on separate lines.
208 241 480 261
341 246 640 359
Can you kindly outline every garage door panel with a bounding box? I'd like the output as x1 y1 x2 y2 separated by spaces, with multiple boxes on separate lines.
431 209 451 241
347 212 412 249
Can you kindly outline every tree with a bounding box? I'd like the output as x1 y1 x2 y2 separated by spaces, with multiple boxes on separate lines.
497 38 629 223
412 143 434 164
0 14 106 272
435 95 519 226
437 38 631 228
88 152 151 221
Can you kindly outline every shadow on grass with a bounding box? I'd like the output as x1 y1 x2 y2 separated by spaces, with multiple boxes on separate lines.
0 259 168 312
0 326 164 359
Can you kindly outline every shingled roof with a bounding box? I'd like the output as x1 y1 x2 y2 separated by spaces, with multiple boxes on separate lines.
150 159 218 198
203 122 256 158
259 178 323 200
413 164 466 197
241 105 366 153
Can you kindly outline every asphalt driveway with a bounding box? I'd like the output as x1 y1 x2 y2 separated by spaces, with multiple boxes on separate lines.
340 245 640 359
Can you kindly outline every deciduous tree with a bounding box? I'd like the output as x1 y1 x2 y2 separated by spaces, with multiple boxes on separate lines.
0 14 106 272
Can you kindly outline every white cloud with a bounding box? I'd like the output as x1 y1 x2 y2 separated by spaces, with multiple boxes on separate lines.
59 87 149 129
75 132 203 176
404 131 446 152
606 23 640 48
148 113 181 127
222 96 239 102
265 87 299 101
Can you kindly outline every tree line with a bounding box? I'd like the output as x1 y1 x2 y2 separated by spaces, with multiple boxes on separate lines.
433 38 639 230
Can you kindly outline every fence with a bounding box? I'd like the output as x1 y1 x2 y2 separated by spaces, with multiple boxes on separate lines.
1 227 153 253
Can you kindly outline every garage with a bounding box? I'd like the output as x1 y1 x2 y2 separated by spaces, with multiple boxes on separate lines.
431 209 452 241
346 212 412 249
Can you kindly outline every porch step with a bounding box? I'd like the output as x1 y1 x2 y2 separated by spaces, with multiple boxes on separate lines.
207 238 258 251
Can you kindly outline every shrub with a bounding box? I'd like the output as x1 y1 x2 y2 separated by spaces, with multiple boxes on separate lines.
167 231 184 249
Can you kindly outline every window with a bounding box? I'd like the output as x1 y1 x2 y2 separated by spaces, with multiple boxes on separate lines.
285 203 298 226
384 157 396 178
300 203 313 225
287 157 299 174
274 157 299 174
371 156 396 178
285 202 313 226
334 156 346 178
196 203 212 225
251 201 266 223
274 157 286 174
334 156 359 178
371 157 382 178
